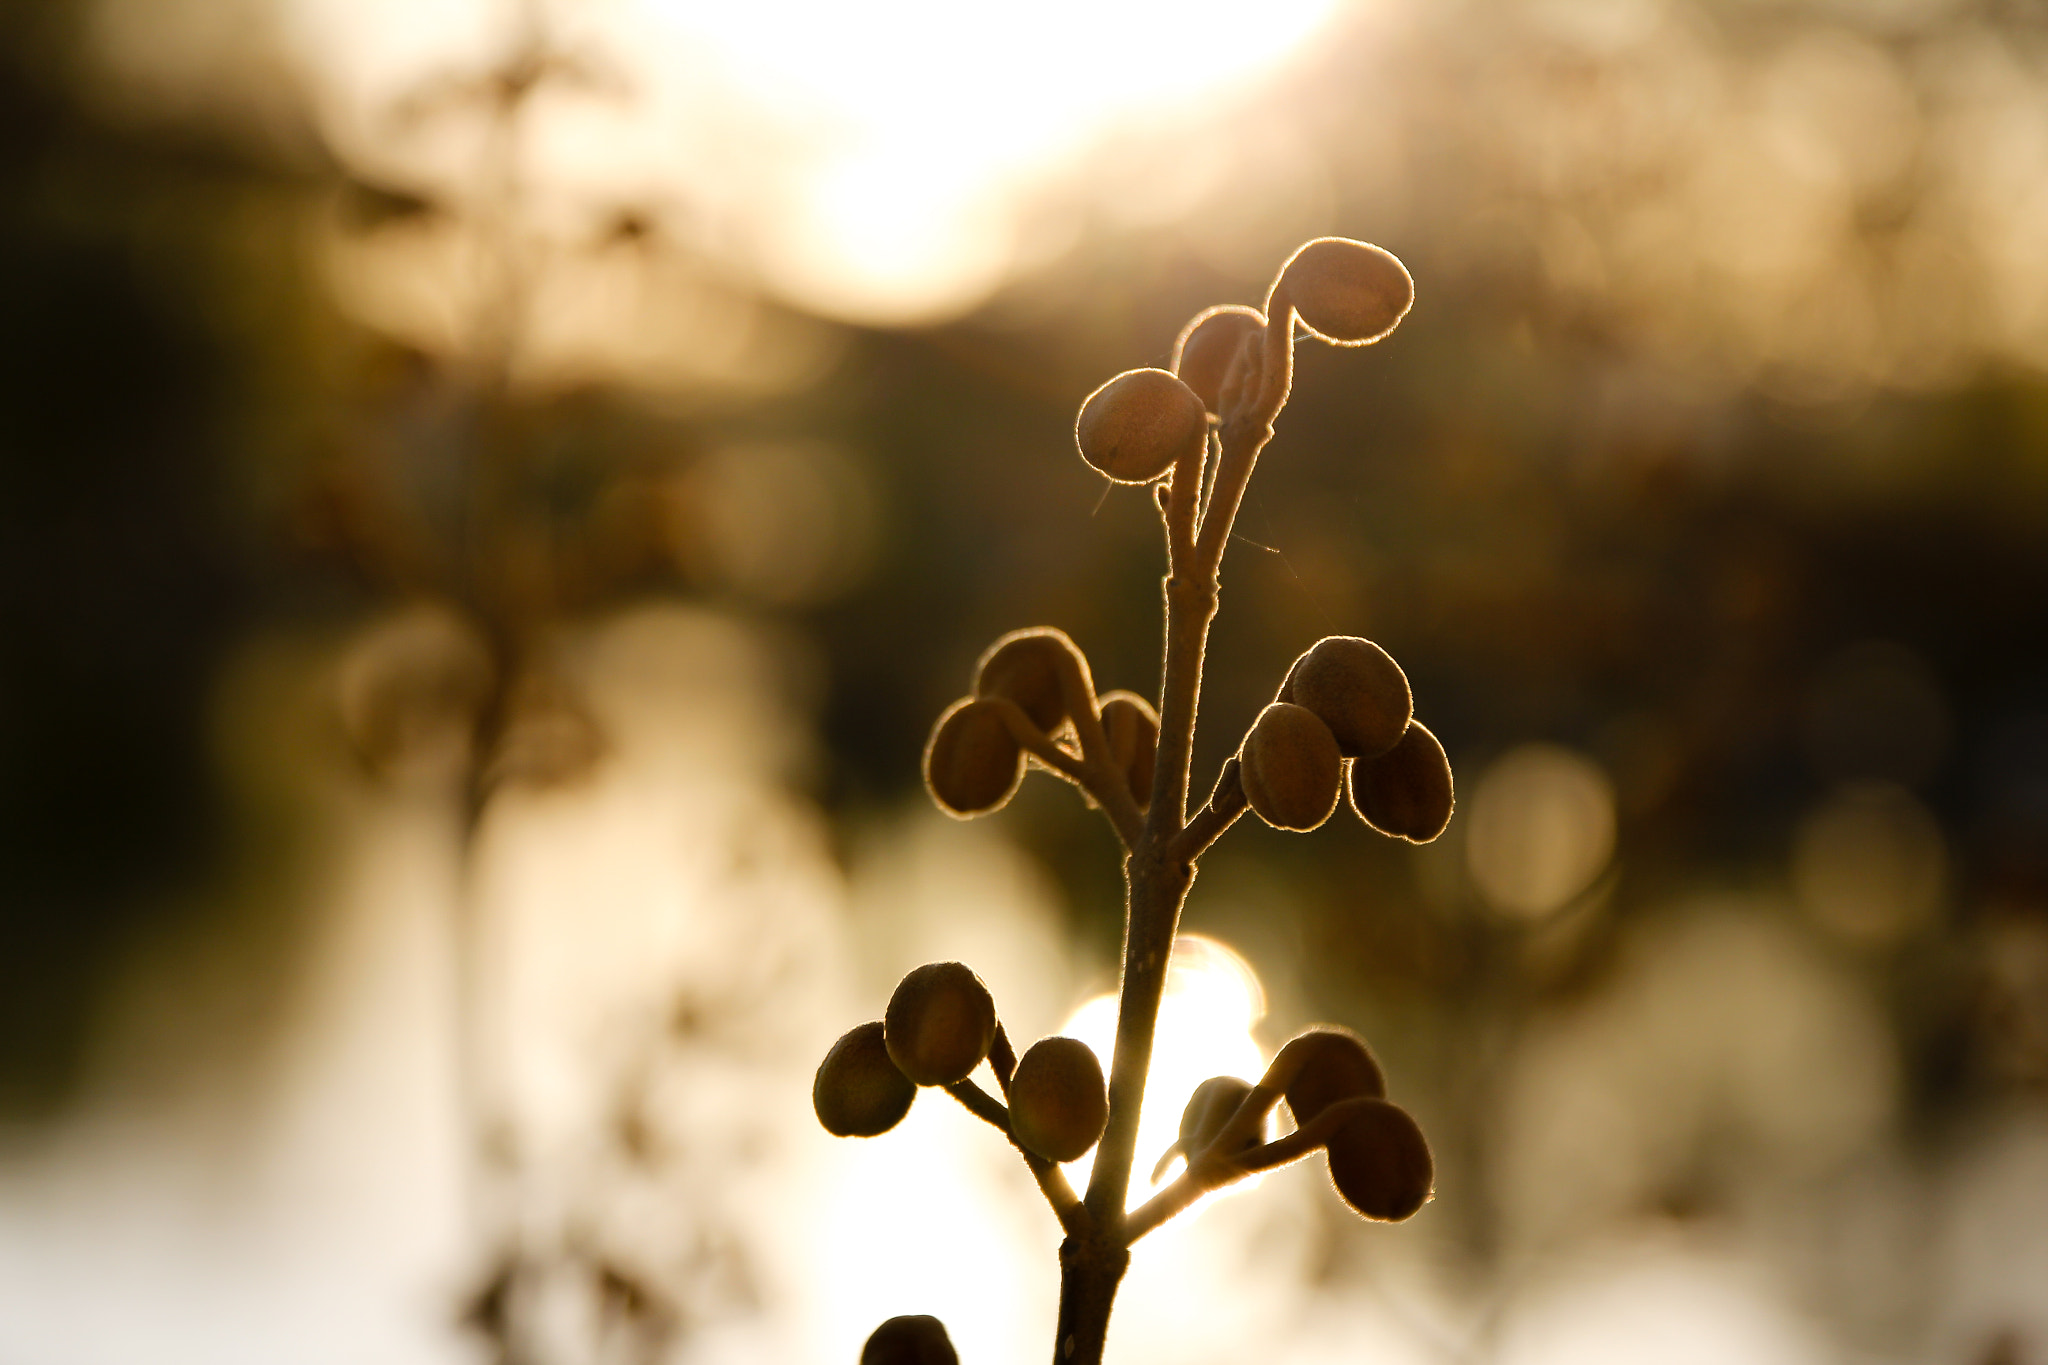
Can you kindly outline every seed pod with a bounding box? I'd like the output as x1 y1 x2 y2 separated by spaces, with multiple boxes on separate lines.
861 1315 958 1365
1098 690 1159 809
923 697 1024 817
1008 1036 1109 1163
813 1021 916 1138
1179 1075 1260 1157
1269 237 1413 347
1348 720 1455 843
975 627 1089 733
1075 368 1207 484
1240 702 1343 831
1276 1027 1386 1126
1325 1099 1433 1221
884 962 997 1087
1279 636 1412 759
1171 305 1265 417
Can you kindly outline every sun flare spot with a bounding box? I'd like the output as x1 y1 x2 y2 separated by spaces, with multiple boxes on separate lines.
637 0 1344 320
1060 934 1268 1211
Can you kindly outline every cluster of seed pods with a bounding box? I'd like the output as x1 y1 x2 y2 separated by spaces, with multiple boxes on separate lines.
814 959 1112 1163
1146 1029 1432 1229
820 238 1453 1364
923 628 1157 819
815 977 1433 1361
923 622 1449 843
1246 635 1454 841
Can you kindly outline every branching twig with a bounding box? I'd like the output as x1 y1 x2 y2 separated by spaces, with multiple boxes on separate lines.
989 1022 1018 1094
1171 759 1248 864
945 1077 1087 1235
827 238 1431 1365
980 691 1145 850
1124 1096 1372 1245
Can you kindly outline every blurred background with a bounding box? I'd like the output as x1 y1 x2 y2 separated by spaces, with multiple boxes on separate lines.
3 0 2046 1360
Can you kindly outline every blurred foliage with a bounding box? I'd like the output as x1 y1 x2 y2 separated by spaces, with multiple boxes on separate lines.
3 3 2048 1355
0 0 272 1109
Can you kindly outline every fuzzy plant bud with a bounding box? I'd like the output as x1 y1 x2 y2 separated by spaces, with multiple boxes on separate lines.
884 962 998 1087
862 1315 958 1365
1098 690 1159 809
1171 304 1265 417
813 1021 916 1138
1348 720 1454 843
1275 1027 1386 1126
1008 1036 1109 1163
1075 368 1207 484
1270 237 1413 347
1325 1099 1433 1221
1279 636 1412 759
1179 1075 1259 1158
974 627 1089 733
924 697 1025 817
1240 702 1343 831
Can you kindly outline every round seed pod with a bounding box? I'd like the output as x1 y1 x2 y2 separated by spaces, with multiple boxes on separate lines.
1276 1027 1386 1126
1178 1075 1260 1158
1098 690 1159 809
974 628 1089 734
923 697 1024 817
1240 702 1343 831
1270 237 1413 347
1008 1036 1109 1163
1075 368 1207 484
861 1314 958 1365
1279 636 1412 759
1170 305 1265 417
1348 720 1455 844
884 962 998 1087
1325 1099 1433 1221
813 1021 916 1138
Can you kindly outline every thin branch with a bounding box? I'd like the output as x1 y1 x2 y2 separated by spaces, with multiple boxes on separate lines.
1232 1124 1332 1176
1080 753 1147 851
1123 1094 1378 1245
1196 426 1222 528
1171 759 1247 863
982 696 1144 848
1083 863 1185 1232
989 1022 1017 1095
1193 299 1295 578
1057 650 1148 848
1135 303 1294 847
1161 422 1205 575
945 1077 1088 1235
1081 316 1289 1236
1036 1163 1089 1237
945 1076 1010 1132
1121 1171 1203 1242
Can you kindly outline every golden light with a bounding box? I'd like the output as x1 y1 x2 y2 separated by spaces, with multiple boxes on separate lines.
1495 1236 1827 1365
1060 934 1268 1212
1466 743 1617 922
810 1092 1050 1364
632 0 1344 321
254 0 1346 341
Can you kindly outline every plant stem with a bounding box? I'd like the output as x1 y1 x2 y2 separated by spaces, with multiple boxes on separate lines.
1054 309 1298 1362
1052 1232 1131 1365
1082 851 1195 1228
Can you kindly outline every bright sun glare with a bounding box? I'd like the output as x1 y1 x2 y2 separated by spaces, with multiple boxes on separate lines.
267 0 1342 353
1062 934 1268 1210
813 935 1269 1361
624 0 1343 320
